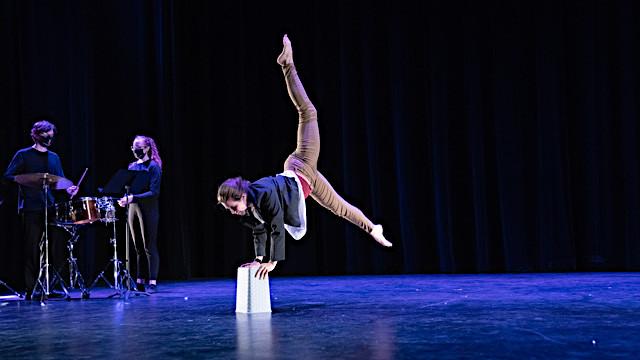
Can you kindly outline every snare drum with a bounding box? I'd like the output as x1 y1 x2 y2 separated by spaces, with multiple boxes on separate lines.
55 197 101 224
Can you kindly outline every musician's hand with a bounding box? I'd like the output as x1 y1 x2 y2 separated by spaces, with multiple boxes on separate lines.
117 195 133 207
66 185 79 197
255 261 277 280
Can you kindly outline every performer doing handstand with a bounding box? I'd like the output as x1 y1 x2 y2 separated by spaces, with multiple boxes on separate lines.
217 35 392 279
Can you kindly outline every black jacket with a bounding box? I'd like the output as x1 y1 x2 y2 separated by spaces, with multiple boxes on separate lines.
237 175 301 261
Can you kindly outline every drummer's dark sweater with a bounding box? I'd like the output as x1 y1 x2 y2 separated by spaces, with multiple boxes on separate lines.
3 147 66 212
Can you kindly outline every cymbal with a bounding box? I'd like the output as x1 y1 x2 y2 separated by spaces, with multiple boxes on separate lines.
14 173 74 190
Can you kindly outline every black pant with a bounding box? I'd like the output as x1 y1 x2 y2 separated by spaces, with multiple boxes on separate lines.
22 210 64 292
127 202 160 281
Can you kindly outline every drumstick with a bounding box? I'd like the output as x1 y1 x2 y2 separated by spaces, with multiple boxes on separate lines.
70 168 88 199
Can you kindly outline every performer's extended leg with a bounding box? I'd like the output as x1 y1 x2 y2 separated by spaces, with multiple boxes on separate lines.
278 38 320 169
279 35 392 247
311 170 374 232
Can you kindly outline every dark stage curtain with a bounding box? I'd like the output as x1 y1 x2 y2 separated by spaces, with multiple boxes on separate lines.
1 0 639 288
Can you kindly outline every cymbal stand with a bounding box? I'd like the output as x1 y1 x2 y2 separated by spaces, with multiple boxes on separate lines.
32 175 53 302
37 232 70 301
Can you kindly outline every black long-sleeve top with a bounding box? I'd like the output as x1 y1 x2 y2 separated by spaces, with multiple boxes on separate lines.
236 175 302 262
3 147 67 212
128 159 162 206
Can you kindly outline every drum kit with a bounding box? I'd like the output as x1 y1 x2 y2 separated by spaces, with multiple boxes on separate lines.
10 172 141 301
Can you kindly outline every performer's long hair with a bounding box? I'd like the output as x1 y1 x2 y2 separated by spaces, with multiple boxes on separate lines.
133 135 163 169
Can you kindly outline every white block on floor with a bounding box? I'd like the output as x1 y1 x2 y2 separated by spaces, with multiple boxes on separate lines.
235 266 272 314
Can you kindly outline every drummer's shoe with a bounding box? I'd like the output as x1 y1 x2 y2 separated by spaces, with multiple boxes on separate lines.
24 291 32 301
146 284 157 293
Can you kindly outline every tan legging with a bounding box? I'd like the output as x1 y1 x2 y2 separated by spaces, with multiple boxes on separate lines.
282 64 375 233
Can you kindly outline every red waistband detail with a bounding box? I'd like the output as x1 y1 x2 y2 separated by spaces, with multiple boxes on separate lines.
296 174 311 199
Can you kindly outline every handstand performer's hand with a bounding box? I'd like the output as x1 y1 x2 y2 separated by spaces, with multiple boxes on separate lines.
255 261 277 280
241 256 264 268
240 260 261 268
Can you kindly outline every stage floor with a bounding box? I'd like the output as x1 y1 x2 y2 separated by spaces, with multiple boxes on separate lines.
1 273 639 359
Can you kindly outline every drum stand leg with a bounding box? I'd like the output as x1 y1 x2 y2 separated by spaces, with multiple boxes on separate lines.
32 235 71 303
56 225 90 299
0 279 22 298
67 246 90 299
33 227 71 302
48 265 71 300
32 254 49 303
89 220 147 299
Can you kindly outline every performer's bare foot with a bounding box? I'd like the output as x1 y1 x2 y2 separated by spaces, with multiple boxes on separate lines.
277 34 293 66
371 224 393 247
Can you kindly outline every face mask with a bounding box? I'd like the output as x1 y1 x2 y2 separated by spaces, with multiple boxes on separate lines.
39 135 54 147
133 148 147 159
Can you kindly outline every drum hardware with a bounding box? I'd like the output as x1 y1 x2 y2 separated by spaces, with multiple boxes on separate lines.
96 196 117 223
9 171 151 301
37 231 71 300
88 205 142 299
0 280 22 298
92 171 150 297
6 168 160 301
15 173 74 302
50 223 90 299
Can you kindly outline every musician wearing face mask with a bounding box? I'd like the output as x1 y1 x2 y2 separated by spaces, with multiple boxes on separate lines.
2 120 79 299
117 135 163 293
